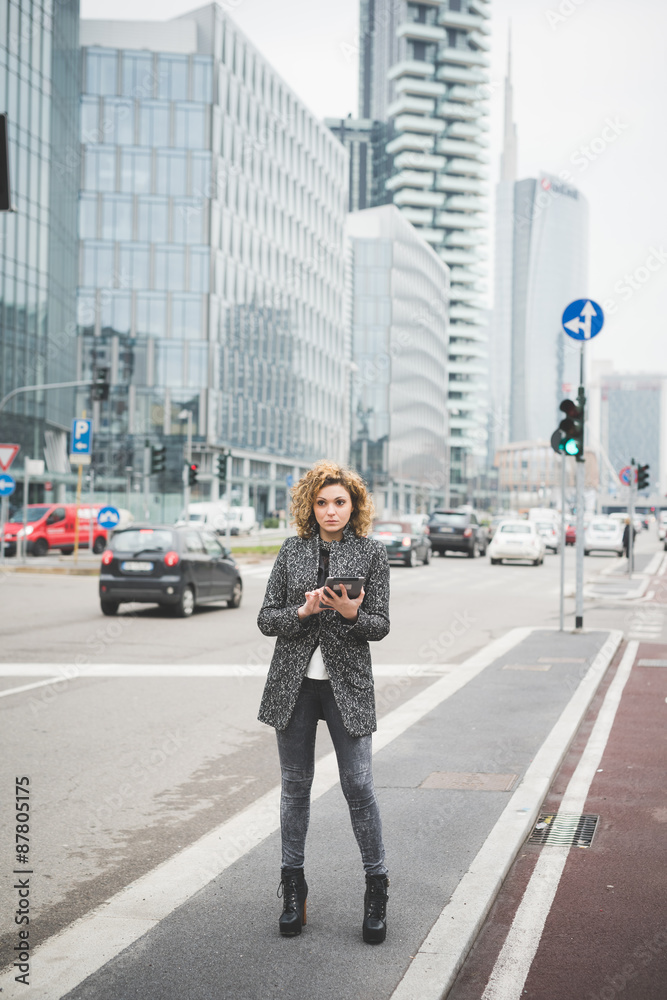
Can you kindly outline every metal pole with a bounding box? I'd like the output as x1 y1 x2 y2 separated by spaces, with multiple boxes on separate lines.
628 460 635 578
0 495 6 566
182 411 192 523
225 450 231 548
560 453 566 631
22 465 29 564
0 379 94 413
143 441 150 521
88 469 94 552
575 458 585 629
73 463 83 565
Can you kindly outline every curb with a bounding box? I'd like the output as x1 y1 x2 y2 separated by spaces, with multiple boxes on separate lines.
389 627 623 1000
0 565 100 576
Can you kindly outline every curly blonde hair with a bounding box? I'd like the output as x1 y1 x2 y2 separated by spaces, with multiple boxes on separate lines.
290 460 375 539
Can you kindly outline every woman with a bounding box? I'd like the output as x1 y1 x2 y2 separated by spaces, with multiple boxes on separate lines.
257 460 391 943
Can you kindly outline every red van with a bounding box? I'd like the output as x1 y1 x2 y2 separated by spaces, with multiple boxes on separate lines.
2 504 110 557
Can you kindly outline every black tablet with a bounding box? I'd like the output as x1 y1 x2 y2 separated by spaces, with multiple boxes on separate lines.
319 576 366 607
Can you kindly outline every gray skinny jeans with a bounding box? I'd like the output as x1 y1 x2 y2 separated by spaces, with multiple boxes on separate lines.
276 678 387 876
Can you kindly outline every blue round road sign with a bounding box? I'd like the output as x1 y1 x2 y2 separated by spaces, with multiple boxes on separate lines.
0 473 16 497
97 505 121 529
562 299 604 341
286 474 294 488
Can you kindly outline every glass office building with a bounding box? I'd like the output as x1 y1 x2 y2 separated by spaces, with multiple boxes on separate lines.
347 204 450 514
78 5 348 520
0 0 79 473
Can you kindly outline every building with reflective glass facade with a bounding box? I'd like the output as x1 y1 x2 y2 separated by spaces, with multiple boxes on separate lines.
0 0 79 475
357 0 491 500
347 204 450 515
78 5 348 521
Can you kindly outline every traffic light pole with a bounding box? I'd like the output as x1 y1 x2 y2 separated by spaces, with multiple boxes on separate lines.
628 460 635 578
143 441 151 521
182 411 192 523
574 346 586 631
560 453 566 631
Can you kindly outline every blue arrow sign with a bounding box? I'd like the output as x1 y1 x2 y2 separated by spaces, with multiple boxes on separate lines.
286 475 294 488
562 299 604 341
71 418 92 455
97 505 121 529
0 473 16 497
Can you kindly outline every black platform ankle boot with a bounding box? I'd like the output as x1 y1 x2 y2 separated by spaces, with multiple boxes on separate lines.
362 873 389 944
277 867 308 936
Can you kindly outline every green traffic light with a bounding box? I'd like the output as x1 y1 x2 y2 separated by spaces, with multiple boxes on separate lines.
564 439 580 456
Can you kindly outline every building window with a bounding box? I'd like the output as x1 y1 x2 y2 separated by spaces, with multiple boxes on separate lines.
79 194 98 239
157 55 188 101
155 341 184 386
190 151 211 197
103 98 135 145
119 243 150 289
101 292 131 336
85 146 116 192
156 150 187 196
139 101 170 147
174 102 206 149
189 247 210 292
172 295 202 340
136 293 166 337
81 96 100 141
86 49 117 96
120 148 152 193
173 198 204 243
187 342 208 388
82 242 114 288
122 51 154 99
137 196 169 243
155 246 186 291
101 194 133 241
192 57 213 102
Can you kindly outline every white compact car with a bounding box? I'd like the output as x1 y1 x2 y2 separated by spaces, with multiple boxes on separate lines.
488 521 546 565
534 521 560 553
584 519 624 556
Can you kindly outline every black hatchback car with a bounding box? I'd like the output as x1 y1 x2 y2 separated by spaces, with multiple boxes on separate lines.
426 510 487 558
370 520 432 567
99 525 243 617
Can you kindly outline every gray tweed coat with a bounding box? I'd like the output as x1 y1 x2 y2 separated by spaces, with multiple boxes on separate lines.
257 520 390 737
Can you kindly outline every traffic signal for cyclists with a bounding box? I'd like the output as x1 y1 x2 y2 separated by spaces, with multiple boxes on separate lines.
551 396 585 459
151 443 166 474
637 464 650 490
188 463 199 487
91 367 110 401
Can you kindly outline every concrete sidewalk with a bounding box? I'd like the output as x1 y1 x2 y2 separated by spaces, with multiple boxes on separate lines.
0 628 621 1000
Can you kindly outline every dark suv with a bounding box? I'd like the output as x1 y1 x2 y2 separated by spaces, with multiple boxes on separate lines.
426 509 487 558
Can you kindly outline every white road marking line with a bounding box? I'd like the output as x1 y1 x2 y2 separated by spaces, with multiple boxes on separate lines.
643 551 665 577
0 663 456 696
0 627 535 999
479 640 638 1000
389 629 623 1000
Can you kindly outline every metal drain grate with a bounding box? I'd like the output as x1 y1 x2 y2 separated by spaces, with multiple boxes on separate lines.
528 812 599 848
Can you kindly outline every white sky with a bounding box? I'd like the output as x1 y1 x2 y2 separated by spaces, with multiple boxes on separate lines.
82 0 667 376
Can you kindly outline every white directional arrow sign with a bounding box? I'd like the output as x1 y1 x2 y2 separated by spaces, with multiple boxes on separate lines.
562 299 604 341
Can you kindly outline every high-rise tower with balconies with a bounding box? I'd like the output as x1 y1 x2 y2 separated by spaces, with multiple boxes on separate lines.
358 0 491 500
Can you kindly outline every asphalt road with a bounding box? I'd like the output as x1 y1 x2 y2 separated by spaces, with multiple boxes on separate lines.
0 530 664 998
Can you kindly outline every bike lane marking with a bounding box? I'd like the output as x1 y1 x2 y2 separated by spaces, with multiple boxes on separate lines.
478 640 638 1000
389 629 623 1000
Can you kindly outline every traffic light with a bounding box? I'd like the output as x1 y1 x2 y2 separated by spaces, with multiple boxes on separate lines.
188 463 199 487
637 464 650 491
550 397 585 459
150 443 166 474
91 366 110 402
215 450 229 486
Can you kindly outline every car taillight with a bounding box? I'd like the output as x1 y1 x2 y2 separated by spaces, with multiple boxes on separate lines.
164 551 180 567
402 535 411 547
463 527 473 537
101 550 113 565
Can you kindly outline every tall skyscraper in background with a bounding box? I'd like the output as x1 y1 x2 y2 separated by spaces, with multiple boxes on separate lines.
489 34 588 452
354 0 491 501
0 0 80 475
77 5 349 521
